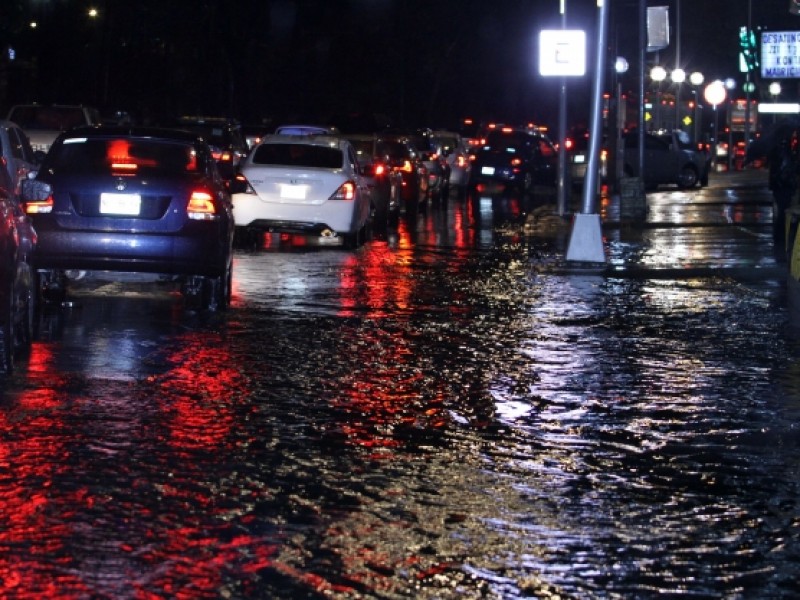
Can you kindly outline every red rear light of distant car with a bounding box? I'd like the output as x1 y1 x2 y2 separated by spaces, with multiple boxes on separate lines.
187 190 219 220
111 162 138 174
456 155 468 168
511 157 523 166
374 163 386 176
212 150 233 162
397 160 414 173
25 196 54 214
330 181 356 201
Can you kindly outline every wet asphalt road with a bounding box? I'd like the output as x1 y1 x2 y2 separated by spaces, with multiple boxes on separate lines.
1 169 799 598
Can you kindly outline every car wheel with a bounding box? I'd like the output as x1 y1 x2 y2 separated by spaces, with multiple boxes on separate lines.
677 165 699 189
38 269 68 305
373 200 389 232
522 172 534 194
233 226 260 248
13 264 34 350
205 266 231 311
0 282 16 374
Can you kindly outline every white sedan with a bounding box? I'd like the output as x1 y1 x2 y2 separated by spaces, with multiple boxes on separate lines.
231 135 372 247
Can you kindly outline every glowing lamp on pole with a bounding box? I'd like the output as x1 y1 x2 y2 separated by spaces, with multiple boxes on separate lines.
704 80 727 168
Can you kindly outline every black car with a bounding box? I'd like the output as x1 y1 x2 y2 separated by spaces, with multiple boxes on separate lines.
21 126 234 311
0 163 36 373
172 116 249 179
622 129 709 190
375 136 429 218
468 127 558 194
344 133 403 228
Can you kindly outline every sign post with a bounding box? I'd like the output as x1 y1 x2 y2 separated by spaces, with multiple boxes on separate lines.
565 0 609 264
539 28 586 216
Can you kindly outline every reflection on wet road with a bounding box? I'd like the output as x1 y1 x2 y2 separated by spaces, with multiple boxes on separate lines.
1 180 799 598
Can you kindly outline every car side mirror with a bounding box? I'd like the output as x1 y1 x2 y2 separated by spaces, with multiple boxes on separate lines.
21 178 52 202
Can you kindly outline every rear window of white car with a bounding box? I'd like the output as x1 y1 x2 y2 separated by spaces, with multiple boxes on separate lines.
252 143 342 169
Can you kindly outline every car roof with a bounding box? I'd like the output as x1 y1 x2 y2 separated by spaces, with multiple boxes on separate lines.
274 124 339 136
56 125 207 144
259 134 348 148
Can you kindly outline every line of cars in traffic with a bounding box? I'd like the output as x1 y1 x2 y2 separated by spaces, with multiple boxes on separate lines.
0 104 479 373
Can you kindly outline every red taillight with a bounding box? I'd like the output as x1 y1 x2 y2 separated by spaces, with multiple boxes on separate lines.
187 190 218 220
398 160 414 173
330 181 356 201
25 196 54 214
213 150 233 162
511 158 523 167
374 163 386 176
111 162 138 173
456 156 467 168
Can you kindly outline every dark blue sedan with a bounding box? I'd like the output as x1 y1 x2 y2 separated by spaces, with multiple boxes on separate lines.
21 126 234 311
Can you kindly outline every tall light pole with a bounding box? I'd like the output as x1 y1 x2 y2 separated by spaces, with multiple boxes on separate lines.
650 65 667 130
689 71 704 143
705 80 727 169
557 0 569 216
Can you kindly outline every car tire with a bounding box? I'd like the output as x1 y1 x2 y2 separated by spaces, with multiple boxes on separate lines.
15 264 34 350
522 172 534 194
373 201 389 232
677 165 699 189
0 282 16 375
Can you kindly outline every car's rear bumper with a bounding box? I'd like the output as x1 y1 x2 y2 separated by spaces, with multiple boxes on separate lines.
32 222 230 276
233 193 362 234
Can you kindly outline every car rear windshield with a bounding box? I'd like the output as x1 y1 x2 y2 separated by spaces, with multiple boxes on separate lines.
9 106 90 131
176 122 234 147
376 140 411 159
46 137 206 176
252 143 342 168
485 130 535 149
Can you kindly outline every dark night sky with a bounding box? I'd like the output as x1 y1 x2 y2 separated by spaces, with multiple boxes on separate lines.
0 0 797 131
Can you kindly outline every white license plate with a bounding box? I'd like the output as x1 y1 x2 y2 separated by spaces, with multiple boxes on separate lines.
481 166 495 176
279 184 307 200
100 193 141 215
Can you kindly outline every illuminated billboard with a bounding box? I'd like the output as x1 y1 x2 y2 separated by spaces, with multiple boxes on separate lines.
761 30 800 78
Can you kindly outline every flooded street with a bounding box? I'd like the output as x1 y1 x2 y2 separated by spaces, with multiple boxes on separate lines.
1 172 799 598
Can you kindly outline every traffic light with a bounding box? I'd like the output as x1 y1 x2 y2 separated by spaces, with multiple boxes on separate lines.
739 26 759 72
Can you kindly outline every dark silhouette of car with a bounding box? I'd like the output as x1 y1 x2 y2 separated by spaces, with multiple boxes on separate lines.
20 126 234 311
344 133 403 228
468 126 558 194
0 154 36 373
622 129 708 190
171 116 249 180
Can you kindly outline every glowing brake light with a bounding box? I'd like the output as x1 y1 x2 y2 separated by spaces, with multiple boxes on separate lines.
374 163 386 176
330 181 356 201
187 190 218 220
212 150 233 162
511 157 523 166
111 162 138 172
25 196 54 214
398 160 414 173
